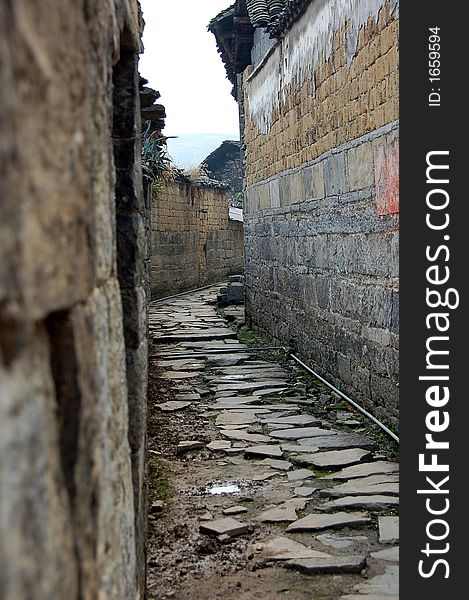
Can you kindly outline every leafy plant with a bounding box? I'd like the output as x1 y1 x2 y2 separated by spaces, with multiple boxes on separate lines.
141 121 171 182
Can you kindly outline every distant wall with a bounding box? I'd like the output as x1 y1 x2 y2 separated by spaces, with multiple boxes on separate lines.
242 0 399 427
150 180 244 298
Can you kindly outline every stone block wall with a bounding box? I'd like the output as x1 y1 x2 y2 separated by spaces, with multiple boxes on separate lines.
150 180 244 298
0 1 148 598
242 0 399 427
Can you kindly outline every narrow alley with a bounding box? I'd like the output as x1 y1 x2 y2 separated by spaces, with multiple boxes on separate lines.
146 282 398 600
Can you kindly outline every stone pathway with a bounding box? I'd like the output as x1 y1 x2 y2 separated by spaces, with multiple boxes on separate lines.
146 285 399 600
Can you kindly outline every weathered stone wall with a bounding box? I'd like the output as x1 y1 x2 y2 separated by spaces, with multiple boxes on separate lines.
0 1 148 598
242 0 399 427
150 180 244 298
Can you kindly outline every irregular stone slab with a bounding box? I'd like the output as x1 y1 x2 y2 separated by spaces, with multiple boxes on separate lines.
324 480 399 498
316 533 367 549
261 459 293 471
329 473 399 487
270 427 338 440
215 412 258 426
220 429 271 444
293 448 371 469
262 415 322 427
287 512 371 532
156 330 237 343
370 546 399 562
286 554 366 574
351 564 399 596
162 371 200 379
206 440 231 451
261 537 332 561
175 392 201 401
321 495 399 511
258 506 298 523
216 381 287 392
257 499 307 523
177 441 204 453
294 487 316 497
299 433 377 451
213 402 295 411
156 401 191 412
244 444 283 459
199 517 249 538
379 516 399 544
252 471 280 481
217 424 249 431
282 443 319 454
223 505 248 516
324 461 399 480
253 387 288 396
207 354 251 365
287 469 316 482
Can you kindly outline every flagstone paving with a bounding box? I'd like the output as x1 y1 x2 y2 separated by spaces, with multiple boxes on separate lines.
146 284 400 600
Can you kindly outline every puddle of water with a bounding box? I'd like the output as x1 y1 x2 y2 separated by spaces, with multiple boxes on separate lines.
206 483 241 495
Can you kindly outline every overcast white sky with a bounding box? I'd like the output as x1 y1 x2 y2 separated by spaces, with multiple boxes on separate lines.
139 0 240 137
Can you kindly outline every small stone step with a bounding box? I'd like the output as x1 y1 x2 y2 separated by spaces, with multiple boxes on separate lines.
285 554 366 574
244 444 283 459
155 401 192 412
320 495 399 511
270 427 337 440
223 505 248 516
262 415 322 427
286 511 371 532
298 432 377 451
260 458 293 471
199 517 250 538
323 461 399 480
257 499 306 523
379 516 399 544
220 429 271 444
292 448 371 469
260 536 332 561
370 546 399 562
177 441 204 453
322 479 399 498
287 469 316 482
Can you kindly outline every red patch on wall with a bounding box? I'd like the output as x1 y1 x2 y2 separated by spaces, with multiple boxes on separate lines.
374 141 399 216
